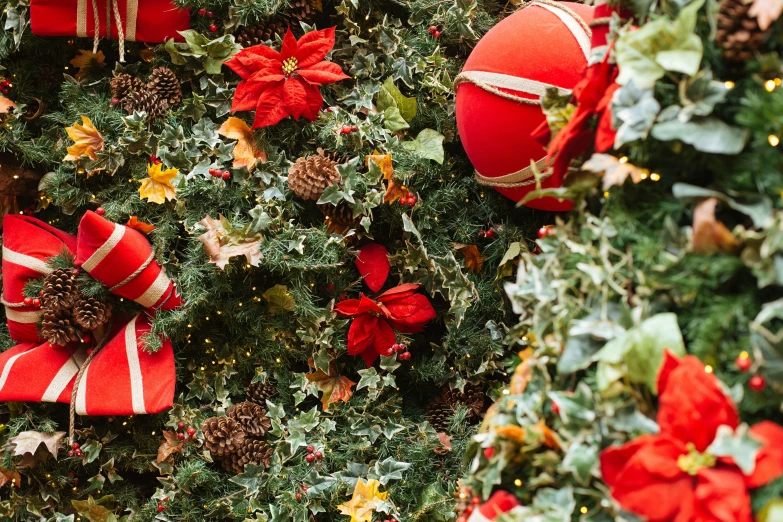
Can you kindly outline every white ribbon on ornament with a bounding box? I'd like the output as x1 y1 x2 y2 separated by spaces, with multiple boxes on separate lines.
454 0 592 189
76 0 138 62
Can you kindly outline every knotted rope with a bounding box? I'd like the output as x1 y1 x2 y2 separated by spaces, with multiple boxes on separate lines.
78 0 139 63
69 327 110 445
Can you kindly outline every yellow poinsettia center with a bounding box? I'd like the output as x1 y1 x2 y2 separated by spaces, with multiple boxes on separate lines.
677 443 717 476
282 57 298 76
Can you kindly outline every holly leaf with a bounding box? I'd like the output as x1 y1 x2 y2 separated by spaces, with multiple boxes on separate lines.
64 116 104 162
125 216 156 235
454 243 484 273
156 431 183 463
691 197 742 254
10 431 65 459
217 116 266 171
306 361 356 410
402 129 445 164
750 0 783 29
707 424 763 475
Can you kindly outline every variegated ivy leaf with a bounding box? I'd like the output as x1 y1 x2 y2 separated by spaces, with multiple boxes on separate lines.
707 424 763 475
611 80 661 148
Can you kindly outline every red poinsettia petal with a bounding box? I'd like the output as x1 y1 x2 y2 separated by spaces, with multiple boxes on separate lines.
301 81 324 121
605 435 692 522
657 350 739 452
248 68 285 84
385 294 437 333
693 468 753 522
297 61 350 85
295 27 336 69
252 84 289 129
334 294 381 317
356 243 390 293
281 28 298 60
347 314 376 357
232 74 285 112
595 84 620 153
600 434 658 486
746 421 783 488
225 45 282 78
366 318 397 367
377 283 421 303
283 78 308 120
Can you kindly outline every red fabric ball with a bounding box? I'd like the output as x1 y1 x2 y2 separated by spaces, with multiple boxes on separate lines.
456 2 594 211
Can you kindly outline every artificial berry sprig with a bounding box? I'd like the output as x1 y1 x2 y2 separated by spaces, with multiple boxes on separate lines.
398 193 418 208
208 168 231 181
427 25 442 38
67 442 83 458
537 225 556 239
339 125 359 135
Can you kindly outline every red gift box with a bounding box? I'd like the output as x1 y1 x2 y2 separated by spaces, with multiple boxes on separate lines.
30 0 190 43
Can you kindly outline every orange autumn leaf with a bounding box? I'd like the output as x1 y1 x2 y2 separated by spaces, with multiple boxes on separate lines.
126 216 156 235
509 348 535 395
306 360 356 411
64 116 104 162
367 153 411 204
532 419 560 450
495 424 526 443
454 243 484 273
217 117 266 170
0 95 16 114
692 198 742 255
0 468 20 488
156 430 183 463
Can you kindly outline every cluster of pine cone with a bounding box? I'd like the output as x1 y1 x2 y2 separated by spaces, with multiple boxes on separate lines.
716 0 769 61
39 267 111 347
426 383 489 433
110 67 182 122
202 382 277 473
235 0 319 47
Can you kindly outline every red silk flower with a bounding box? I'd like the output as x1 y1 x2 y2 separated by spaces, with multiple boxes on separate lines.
600 351 783 522
334 244 436 366
225 27 349 129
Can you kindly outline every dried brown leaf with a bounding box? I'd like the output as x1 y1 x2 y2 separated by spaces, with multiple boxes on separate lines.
156 431 183 463
306 361 356 411
454 243 485 273
692 198 742 255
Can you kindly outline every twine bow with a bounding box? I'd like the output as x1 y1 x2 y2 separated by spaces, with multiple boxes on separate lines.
76 0 139 62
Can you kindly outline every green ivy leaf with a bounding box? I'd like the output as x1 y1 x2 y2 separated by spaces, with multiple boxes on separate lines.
560 440 598 485
706 424 763 475
378 77 417 122
651 117 748 154
372 457 411 485
402 129 445 164
357 367 381 390
383 107 410 132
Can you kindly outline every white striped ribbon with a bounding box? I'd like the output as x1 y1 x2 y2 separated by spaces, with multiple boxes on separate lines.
81 224 126 273
42 347 88 403
0 351 27 394
125 315 146 414
2 246 53 274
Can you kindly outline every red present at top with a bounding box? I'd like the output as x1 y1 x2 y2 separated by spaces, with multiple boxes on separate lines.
30 0 190 43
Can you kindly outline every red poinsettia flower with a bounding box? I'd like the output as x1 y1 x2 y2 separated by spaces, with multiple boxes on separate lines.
334 244 437 366
225 27 349 129
600 351 783 522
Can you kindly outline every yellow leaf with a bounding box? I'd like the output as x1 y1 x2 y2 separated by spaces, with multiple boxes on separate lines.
69 49 106 80
495 424 526 443
367 153 411 204
454 243 484 273
509 349 535 395
337 478 388 522
64 116 104 162
139 163 178 204
692 198 742 255
306 361 356 411
126 216 156 235
217 116 266 170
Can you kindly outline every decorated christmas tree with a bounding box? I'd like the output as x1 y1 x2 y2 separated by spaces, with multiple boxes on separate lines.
0 0 781 520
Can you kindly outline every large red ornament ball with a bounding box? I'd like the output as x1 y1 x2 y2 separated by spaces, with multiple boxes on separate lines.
456 2 594 211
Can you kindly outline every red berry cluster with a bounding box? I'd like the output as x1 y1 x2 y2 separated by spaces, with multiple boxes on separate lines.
427 25 442 38
208 168 232 181
734 354 767 391
305 445 324 464
295 485 309 501
398 193 418 208
380 518 399 522
67 442 83 458
455 487 481 522
389 343 411 360
22 296 42 308
339 125 359 135
197 8 218 32
537 225 556 239
478 228 496 239
0 78 12 96
176 421 197 441
157 496 170 513
149 154 162 165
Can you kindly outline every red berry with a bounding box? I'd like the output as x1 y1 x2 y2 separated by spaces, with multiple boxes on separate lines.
465 507 474 515
67 450 75 457
111 97 120 107
301 485 308 492
95 207 105 216
81 334 91 343
72 478 79 485
551 401 560 415
163 496 169 502
177 433 185 441
398 351 411 361
537 226 554 239
485 229 497 239
32 298 41 307
296 492 302 501
68 472 76 478
483 447 494 459
177 421 185 430
428 25 437 33
74 449 83 457
158 504 165 513
71 442 80 449
221 171 231 180
23 297 32 306
433 30 441 38
326 283 336 292
399 196 409 206
306 445 315 454
186 427 196 436
735 355 752 372
209 24 218 32
351 125 359 132
305 454 315 463
749 375 767 392
86 348 93 356
395 344 406 353
198 7 206 15
478 230 486 238
471 496 481 505
206 10 214 18
340 125 352 135
314 451 323 460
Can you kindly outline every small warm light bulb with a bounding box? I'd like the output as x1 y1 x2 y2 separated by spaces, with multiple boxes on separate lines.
502 389 510 395
650 173 661 181
765 80 776 92
513 479 522 487
740 350 749 358
705 365 713 373
723 80 735 89
619 156 628 163
603 191 610 197
776 78 782 86
769 135 780 147
580 507 588 514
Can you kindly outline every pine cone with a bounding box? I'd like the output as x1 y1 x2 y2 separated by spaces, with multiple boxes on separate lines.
320 203 361 235
110 73 144 101
426 383 488 433
41 268 78 312
227 401 272 438
287 151 341 201
40 308 84 347
73 295 111 331
122 89 169 122
203 416 246 458
245 382 277 405
235 0 319 47
220 439 273 474
716 0 768 61
147 67 182 107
